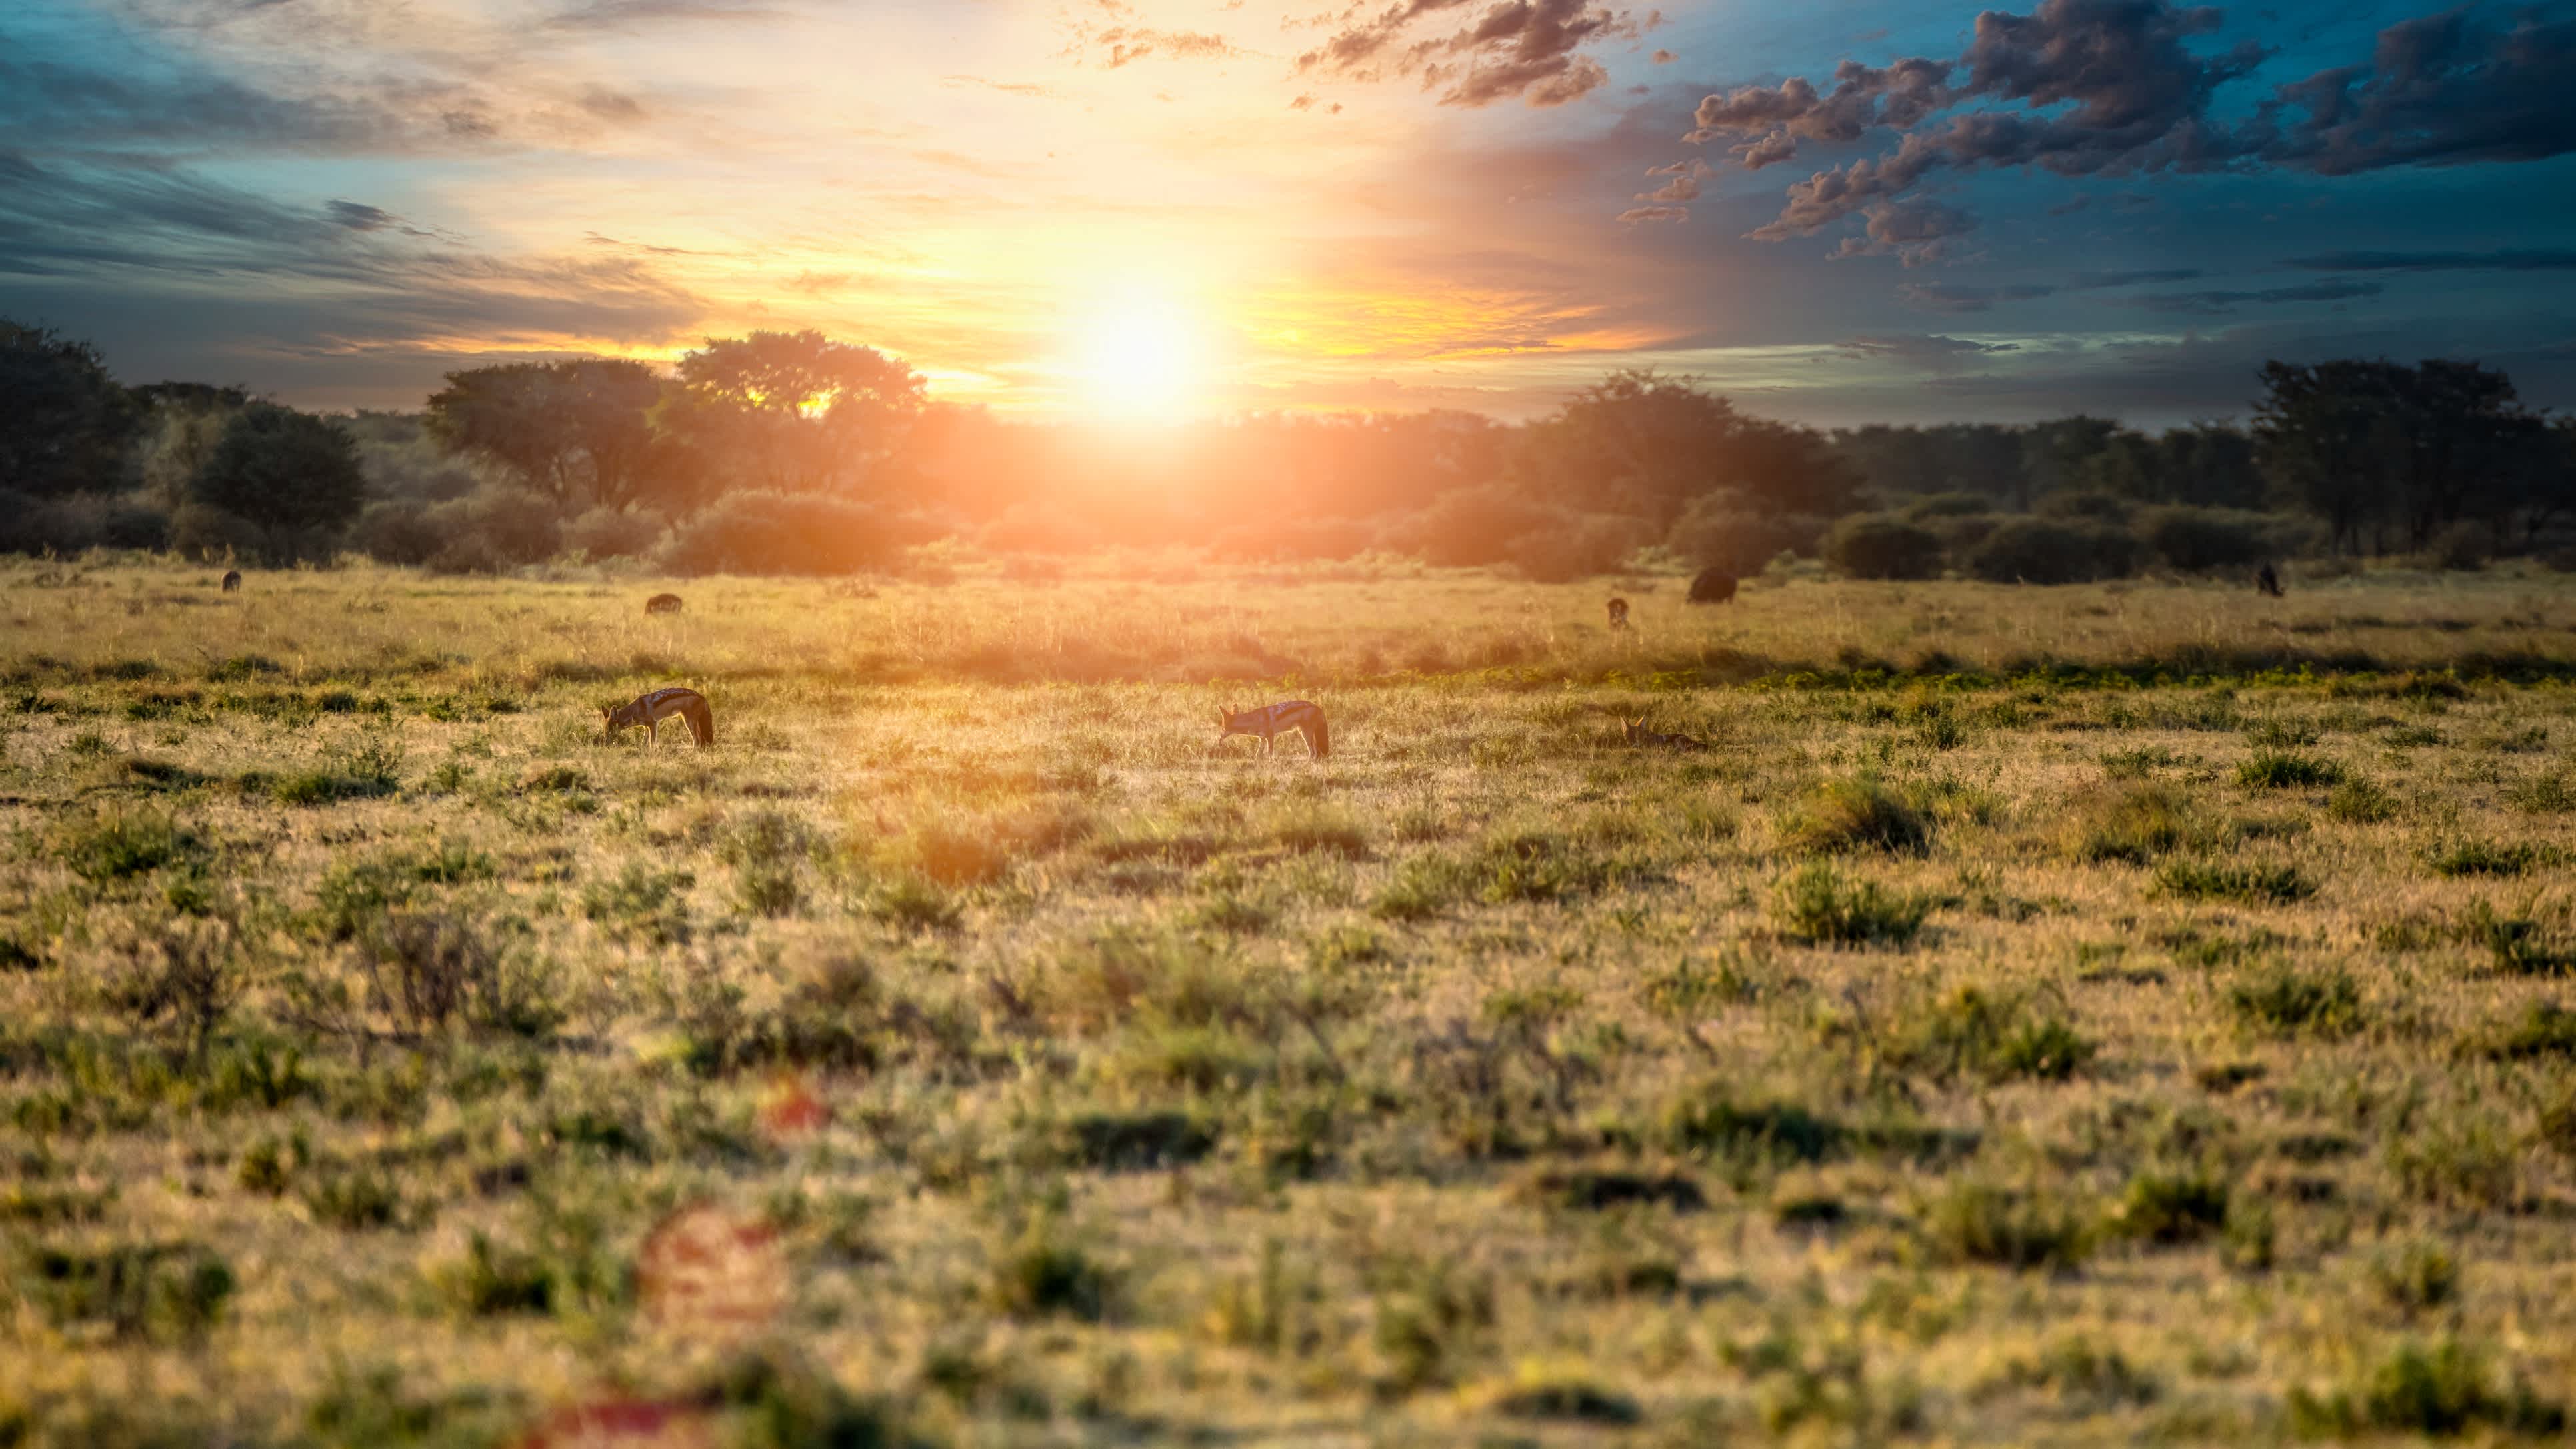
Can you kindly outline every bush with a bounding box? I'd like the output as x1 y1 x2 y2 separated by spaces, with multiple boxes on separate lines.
2291 1338 2565 1438
192 403 366 533
1965 517 2143 584
2238 750 2344 788
559 505 666 559
1666 495 1827 575
2108 1170 2229 1244
2135 505 2275 572
347 500 443 565
1923 1181 2092 1271
1 492 172 554
421 487 564 573
2227 966 2363 1037
1505 511 1654 583
168 501 279 564
1822 513 1943 580
2033 486 2134 523
2153 858 2315 904
2070 784 2201 864
1773 862 1931 946
1780 776 1930 855
657 491 927 575
1885 986 2093 1082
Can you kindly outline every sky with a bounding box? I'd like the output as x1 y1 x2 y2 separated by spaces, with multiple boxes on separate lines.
2 0 2573 427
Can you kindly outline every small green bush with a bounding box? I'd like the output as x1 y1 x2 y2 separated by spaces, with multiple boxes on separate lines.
53 808 200 882
2227 966 2365 1038
2327 779 2399 822
2153 858 2315 904
2291 1338 2565 1438
987 1214 1117 1322
1781 776 1930 855
2426 840 2545 878
1823 514 1944 581
2071 784 2199 864
1773 862 1931 947
1884 986 2093 1083
1923 1181 2092 1271
2237 750 2343 789
2108 1171 2229 1245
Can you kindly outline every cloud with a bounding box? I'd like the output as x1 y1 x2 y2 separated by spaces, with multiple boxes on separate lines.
2285 248 2576 273
1827 198 1976 267
1836 333 2021 369
1680 1 2576 253
2066 267 2201 288
544 0 787 31
2109 279 2385 314
1093 27 1237 68
1895 281 2057 313
1296 0 1636 108
1616 205 1689 225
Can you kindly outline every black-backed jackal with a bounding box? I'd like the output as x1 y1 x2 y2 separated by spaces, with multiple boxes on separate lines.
1216 699 1329 759
1607 596 1630 631
1621 716 1707 750
220 569 241 593
605 686 714 748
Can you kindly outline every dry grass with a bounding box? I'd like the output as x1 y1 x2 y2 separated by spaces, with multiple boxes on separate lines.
4 555 2576 1445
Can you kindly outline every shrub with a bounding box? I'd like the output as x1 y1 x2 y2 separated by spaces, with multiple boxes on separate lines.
987 1214 1117 1322
2134 505 2277 571
2291 1338 2565 1438
1822 513 1943 580
1505 511 1655 583
421 487 564 574
559 505 665 559
2327 779 2399 822
2107 1171 2229 1244
1965 517 2141 584
2153 859 2315 904
192 403 365 533
9 1239 234 1343
168 501 277 563
2426 840 2544 878
1923 1181 2092 1271
2033 486 2134 523
1773 862 1931 947
1885 986 2094 1083
2237 750 2343 788
2071 784 2199 864
347 500 444 566
1667 495 1828 575
54 807 200 882
2455 902 2576 975
2371 1240 2460 1313
1780 776 1930 855
1381 486 1563 569
2227 966 2364 1038
658 490 925 575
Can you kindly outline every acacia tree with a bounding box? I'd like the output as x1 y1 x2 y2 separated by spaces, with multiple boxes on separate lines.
423 359 665 508
191 404 365 534
2255 359 2554 553
0 321 141 497
1514 369 1853 530
659 331 926 496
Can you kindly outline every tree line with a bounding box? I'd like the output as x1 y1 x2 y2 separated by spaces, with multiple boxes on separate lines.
4 316 2571 580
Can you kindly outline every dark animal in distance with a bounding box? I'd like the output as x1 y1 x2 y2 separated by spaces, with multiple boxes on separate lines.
604 686 713 748
2255 563 2283 598
220 569 241 593
1687 569 1737 605
1216 699 1329 759
1606 597 1630 631
645 593 684 615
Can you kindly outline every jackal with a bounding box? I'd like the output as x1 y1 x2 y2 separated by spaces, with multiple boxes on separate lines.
1621 716 1707 750
220 569 241 593
1216 699 1329 759
605 686 713 748
1607 597 1630 631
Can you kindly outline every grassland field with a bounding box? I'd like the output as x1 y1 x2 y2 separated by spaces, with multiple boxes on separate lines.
8 553 2576 1446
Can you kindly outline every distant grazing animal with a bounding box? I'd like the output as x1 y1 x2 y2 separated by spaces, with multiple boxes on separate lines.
220 569 241 593
604 686 713 748
2255 563 2283 598
1607 597 1631 631
645 592 684 615
1216 699 1329 760
1621 717 1707 750
1687 569 1737 605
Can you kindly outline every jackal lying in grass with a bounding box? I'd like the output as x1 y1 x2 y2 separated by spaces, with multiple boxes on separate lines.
1621 716 1707 749
1216 699 1329 759
604 685 713 748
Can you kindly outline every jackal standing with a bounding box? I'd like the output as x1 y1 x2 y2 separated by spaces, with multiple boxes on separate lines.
1216 700 1329 759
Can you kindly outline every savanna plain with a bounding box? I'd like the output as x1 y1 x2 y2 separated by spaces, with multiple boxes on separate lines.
11 555 2576 1447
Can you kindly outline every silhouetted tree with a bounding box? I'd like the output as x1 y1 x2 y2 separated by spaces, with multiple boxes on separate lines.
191 404 366 533
1516 369 1853 528
2254 359 2553 553
659 330 925 496
424 359 665 508
1 321 141 497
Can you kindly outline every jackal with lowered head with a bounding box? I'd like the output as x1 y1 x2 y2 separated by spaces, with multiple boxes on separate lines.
1621 716 1707 750
1216 699 1328 759
604 685 713 748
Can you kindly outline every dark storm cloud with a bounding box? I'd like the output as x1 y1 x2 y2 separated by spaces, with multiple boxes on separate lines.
1295 0 1636 107
2286 248 2576 272
0 151 703 345
2109 278 2384 313
1679 1 2576 251
2067 267 2202 287
1895 281 2058 312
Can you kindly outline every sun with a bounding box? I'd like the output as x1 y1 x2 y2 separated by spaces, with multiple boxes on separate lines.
1075 291 1199 419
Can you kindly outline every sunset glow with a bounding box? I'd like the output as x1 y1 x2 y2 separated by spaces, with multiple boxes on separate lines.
1 1 2569 423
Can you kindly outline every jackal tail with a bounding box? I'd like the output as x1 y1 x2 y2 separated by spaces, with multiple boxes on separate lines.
1303 712 1329 759
677 696 713 746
